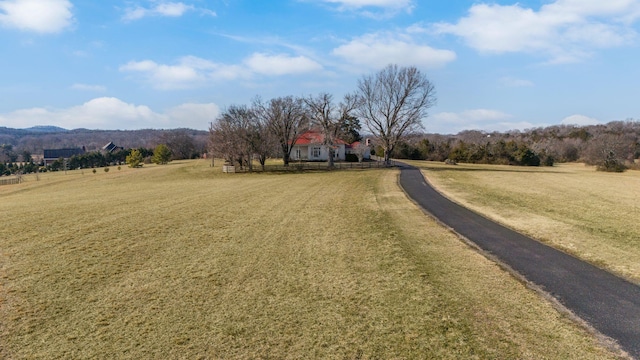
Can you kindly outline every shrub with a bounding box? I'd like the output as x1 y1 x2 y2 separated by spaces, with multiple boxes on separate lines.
597 159 627 172
345 153 359 162
516 148 541 166
92 169 97 174
104 167 110 173
542 155 555 167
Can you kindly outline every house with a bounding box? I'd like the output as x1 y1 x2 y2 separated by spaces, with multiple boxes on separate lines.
345 140 371 161
43 147 85 165
290 131 346 161
102 142 123 153
290 130 371 161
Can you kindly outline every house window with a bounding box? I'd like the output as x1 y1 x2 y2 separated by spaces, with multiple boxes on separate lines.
295 149 301 159
312 147 321 157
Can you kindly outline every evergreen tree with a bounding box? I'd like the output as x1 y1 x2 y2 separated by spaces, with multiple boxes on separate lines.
126 149 143 168
339 115 362 144
152 144 172 165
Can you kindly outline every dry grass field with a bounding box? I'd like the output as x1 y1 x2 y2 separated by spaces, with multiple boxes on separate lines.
0 160 624 358
405 160 640 283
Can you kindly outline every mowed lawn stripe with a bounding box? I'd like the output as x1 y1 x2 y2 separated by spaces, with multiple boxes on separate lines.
0 160 622 358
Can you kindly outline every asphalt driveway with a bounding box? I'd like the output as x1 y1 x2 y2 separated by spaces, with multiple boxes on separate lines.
398 163 640 359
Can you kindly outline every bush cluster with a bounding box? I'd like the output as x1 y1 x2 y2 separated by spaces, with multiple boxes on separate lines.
390 139 552 166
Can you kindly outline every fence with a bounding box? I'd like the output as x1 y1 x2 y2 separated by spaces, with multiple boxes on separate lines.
230 160 396 173
0 176 21 186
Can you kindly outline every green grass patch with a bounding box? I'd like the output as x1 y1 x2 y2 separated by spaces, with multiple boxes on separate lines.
0 160 623 358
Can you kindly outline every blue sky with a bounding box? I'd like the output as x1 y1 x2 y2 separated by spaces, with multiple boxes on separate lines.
1 0 639 134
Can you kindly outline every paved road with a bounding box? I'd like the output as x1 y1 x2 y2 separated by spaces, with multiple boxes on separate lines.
398 164 640 359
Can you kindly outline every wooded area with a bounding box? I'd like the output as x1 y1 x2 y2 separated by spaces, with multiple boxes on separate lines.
0 128 208 175
389 120 640 171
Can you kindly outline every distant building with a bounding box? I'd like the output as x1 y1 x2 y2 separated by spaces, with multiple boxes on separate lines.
43 148 85 165
102 142 123 153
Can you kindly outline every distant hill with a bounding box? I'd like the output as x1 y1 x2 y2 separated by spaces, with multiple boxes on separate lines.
26 125 69 133
0 127 208 155
0 125 68 136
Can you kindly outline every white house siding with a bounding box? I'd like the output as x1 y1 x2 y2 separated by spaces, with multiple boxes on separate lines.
290 143 346 161
335 145 346 161
291 146 309 161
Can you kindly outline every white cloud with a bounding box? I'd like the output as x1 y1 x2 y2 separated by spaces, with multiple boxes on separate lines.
71 83 107 92
332 32 456 70
323 0 409 7
120 57 223 90
120 53 324 89
561 114 601 126
433 0 640 63
431 109 529 133
154 2 193 16
244 53 323 76
499 77 534 88
0 0 73 33
122 1 215 21
320 0 411 9
166 103 220 129
435 109 513 123
312 0 413 17
0 97 219 130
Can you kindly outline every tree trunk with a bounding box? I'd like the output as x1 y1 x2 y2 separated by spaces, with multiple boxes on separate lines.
259 155 266 171
328 147 335 169
384 148 392 166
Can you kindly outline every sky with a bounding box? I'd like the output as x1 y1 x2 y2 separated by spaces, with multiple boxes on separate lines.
1 0 640 134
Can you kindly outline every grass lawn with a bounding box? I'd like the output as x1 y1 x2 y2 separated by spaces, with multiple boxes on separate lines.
405 160 640 283
0 160 624 358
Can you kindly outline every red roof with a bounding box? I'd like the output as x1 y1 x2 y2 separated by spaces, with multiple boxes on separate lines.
292 130 349 145
347 141 361 149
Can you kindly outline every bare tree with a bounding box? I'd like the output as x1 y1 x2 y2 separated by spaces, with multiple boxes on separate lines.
352 142 369 163
210 104 280 171
255 96 308 166
229 105 258 172
584 133 635 172
161 129 198 160
304 93 359 168
252 114 277 171
209 106 250 168
209 117 236 166
356 64 436 165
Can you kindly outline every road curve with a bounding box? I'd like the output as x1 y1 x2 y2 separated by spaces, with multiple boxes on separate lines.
397 163 640 359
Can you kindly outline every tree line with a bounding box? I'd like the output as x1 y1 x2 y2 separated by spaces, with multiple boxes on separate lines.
389 120 640 171
3 65 638 175
209 64 436 169
0 142 194 176
0 128 208 162
0 127 208 176
389 137 551 167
